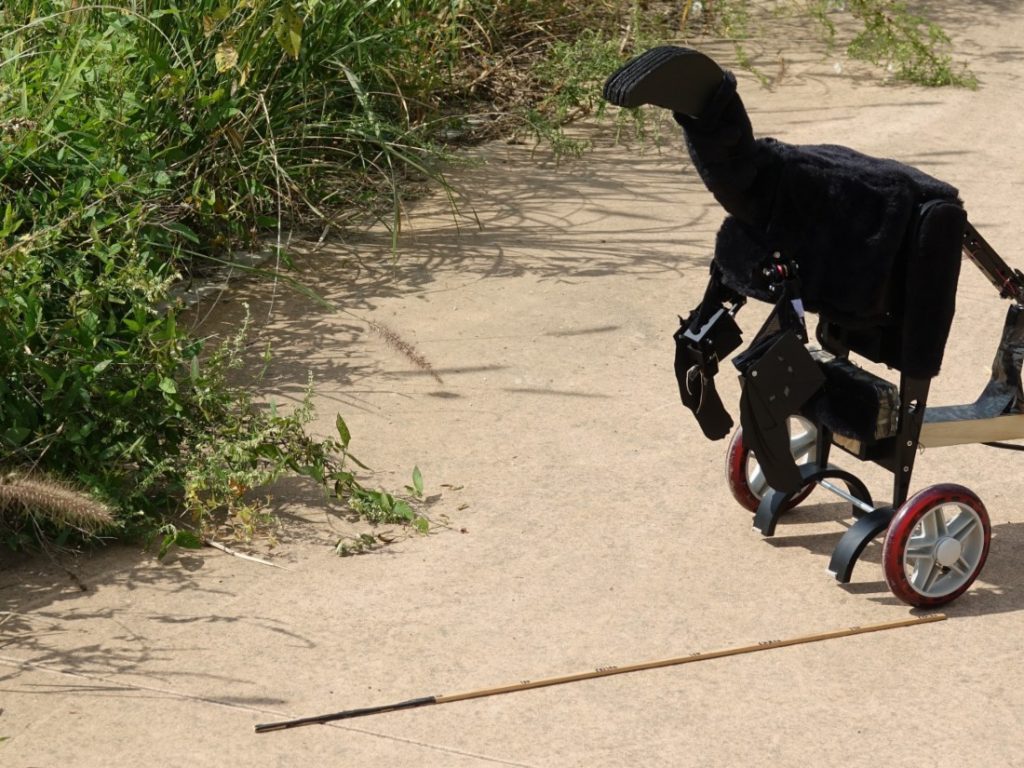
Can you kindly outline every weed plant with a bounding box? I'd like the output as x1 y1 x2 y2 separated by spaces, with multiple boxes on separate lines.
689 0 975 88
2 0 596 551
839 0 976 87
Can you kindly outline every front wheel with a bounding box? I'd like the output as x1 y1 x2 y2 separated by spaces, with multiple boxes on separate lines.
882 484 991 608
725 416 818 513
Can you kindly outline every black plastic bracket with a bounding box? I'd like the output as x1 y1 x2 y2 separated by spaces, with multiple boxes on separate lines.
752 487 796 538
753 464 872 537
828 506 895 583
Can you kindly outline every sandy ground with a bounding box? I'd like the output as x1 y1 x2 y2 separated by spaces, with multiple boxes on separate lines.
4 4 1024 766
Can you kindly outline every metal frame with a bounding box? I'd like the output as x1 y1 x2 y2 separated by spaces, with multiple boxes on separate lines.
749 218 1024 585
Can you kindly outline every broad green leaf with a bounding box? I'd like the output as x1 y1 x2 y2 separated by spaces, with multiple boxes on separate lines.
412 466 424 496
256 444 284 461
174 530 203 549
335 414 351 448
1 203 22 238
347 452 370 470
274 0 303 59
158 533 175 560
335 471 355 485
2 426 30 446
93 359 112 374
393 500 414 521
159 377 177 394
165 222 199 244
333 471 355 496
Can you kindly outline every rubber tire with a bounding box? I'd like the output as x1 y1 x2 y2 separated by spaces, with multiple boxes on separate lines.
725 423 816 513
882 484 991 608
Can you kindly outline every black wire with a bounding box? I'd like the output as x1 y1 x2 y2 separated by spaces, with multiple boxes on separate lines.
982 441 1024 452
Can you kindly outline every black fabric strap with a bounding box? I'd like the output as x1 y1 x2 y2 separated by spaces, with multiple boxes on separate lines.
673 337 734 440
673 267 744 440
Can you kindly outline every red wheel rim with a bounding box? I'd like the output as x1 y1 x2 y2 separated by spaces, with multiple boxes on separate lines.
882 484 991 608
724 420 817 513
725 428 761 512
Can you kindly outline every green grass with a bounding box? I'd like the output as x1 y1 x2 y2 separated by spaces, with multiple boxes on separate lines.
2 0 618 551
0 0 634 553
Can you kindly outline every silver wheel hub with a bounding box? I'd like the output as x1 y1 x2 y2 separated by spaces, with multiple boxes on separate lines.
903 501 985 598
934 537 962 567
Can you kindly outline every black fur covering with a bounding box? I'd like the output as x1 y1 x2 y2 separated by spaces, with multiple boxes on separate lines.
675 73 966 377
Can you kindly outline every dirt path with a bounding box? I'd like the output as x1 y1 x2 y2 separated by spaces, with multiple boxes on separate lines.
4 6 1024 766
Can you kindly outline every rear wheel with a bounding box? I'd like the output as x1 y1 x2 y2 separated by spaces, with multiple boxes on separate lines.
882 484 991 607
725 416 818 513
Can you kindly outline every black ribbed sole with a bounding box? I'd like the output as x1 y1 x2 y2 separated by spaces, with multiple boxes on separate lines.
603 46 723 115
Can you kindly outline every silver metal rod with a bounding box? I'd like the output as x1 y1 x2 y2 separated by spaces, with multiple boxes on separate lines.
818 479 876 514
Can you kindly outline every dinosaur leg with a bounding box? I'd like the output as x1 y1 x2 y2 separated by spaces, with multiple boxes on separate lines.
603 46 724 116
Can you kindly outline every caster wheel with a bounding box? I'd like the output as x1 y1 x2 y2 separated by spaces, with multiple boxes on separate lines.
725 415 818 513
882 484 991 607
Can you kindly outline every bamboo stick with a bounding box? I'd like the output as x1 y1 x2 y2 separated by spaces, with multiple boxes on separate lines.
255 613 946 733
